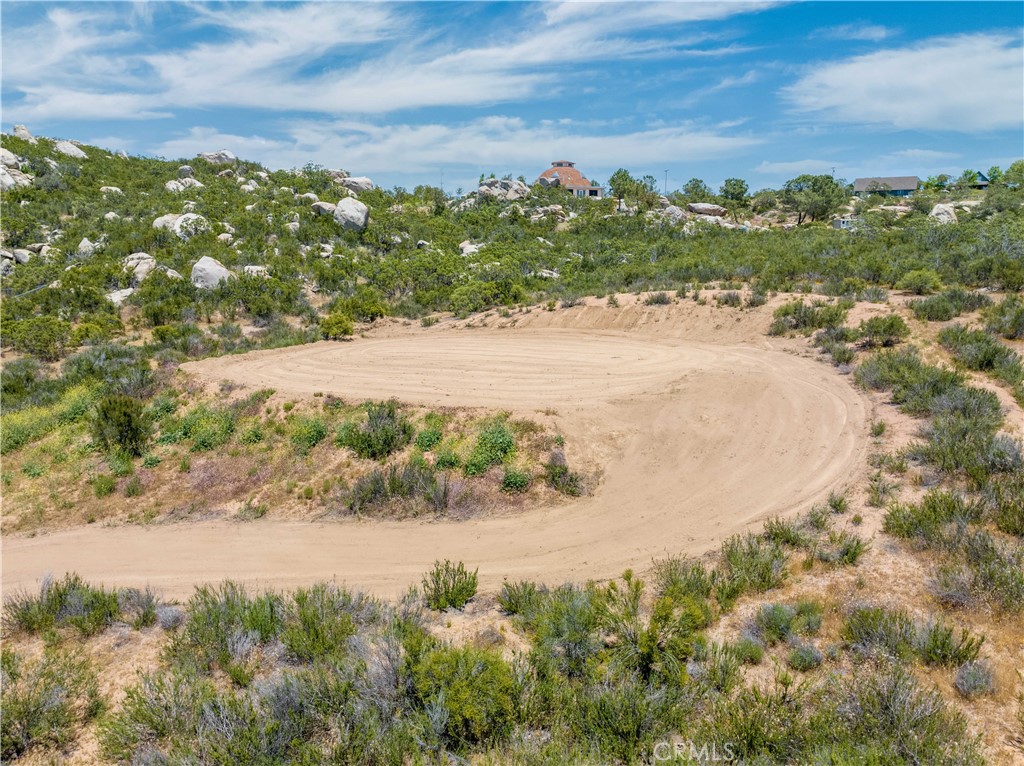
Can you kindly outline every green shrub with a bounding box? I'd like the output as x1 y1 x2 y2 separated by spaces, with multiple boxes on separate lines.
289 416 328 454
413 645 518 750
568 676 676 763
897 268 943 295
240 423 264 444
787 642 823 671
644 291 672 305
986 294 1024 339
91 394 151 457
653 556 714 602
987 473 1024 536
543 447 583 495
859 314 910 347
938 324 1024 389
93 473 116 497
422 560 478 610
348 460 440 514
769 299 849 335
733 636 765 664
4 316 72 360
884 490 983 544
124 475 143 497
3 573 120 636
281 583 359 662
336 400 413 460
320 311 354 339
415 427 443 451
716 290 742 307
1 648 103 760
753 604 795 646
501 467 531 493
842 605 916 660
530 585 600 678
166 582 284 680
498 580 547 619
916 620 984 667
715 534 787 607
464 421 515 476
434 448 460 470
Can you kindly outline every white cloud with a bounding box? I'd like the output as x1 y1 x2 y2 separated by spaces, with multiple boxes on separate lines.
782 33 1024 132
2 1 777 122
812 23 897 42
755 159 839 175
152 118 763 183
885 149 961 161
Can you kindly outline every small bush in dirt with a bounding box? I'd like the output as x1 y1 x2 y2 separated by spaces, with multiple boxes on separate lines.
118 587 158 629
938 324 1024 389
884 489 984 545
842 605 916 660
434 448 460 470
954 660 995 698
746 289 768 308
911 295 958 322
498 580 547 618
688 641 741 694
289 416 328 455
860 285 889 303
91 394 151 457
644 291 672 306
413 645 518 750
769 299 849 335
336 400 414 460
543 447 583 495
93 473 116 498
501 467 531 493
567 676 676 764
415 427 442 451
4 573 120 636
156 604 184 630
348 460 437 514
531 584 600 678
732 635 764 664
716 291 742 307
987 472 1024 537
753 604 795 645
560 295 583 309
787 642 823 672
858 314 910 348
1 648 103 760
422 560 478 610
916 620 984 667
464 421 515 476
762 516 809 548
124 475 143 497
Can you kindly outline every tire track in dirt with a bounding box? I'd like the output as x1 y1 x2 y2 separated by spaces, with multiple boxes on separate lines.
2 329 869 599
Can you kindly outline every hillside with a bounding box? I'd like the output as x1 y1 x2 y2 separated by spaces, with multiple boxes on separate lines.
2 129 1024 765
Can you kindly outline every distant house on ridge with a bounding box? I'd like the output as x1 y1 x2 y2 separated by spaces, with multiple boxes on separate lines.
535 161 604 199
852 176 920 198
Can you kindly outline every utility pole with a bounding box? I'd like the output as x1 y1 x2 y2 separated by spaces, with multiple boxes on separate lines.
664 170 669 195
440 169 444 193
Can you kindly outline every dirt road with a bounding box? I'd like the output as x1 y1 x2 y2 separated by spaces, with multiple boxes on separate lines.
3 329 869 599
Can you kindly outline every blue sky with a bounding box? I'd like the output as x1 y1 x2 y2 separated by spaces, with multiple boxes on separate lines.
2 1 1021 194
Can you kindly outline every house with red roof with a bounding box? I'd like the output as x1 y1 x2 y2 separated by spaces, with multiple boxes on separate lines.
535 161 604 199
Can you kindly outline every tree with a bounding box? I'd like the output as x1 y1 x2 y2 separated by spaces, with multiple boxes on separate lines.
921 174 951 191
1002 160 1024 188
779 174 847 224
719 178 749 204
986 166 1004 186
608 168 639 200
951 169 980 191
681 178 713 202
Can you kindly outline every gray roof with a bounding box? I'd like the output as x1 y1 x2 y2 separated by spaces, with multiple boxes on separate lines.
853 176 920 193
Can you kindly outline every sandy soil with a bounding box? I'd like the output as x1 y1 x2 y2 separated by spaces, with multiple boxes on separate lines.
2 323 870 600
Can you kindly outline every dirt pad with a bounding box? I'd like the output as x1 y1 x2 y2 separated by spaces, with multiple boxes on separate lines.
3 329 869 599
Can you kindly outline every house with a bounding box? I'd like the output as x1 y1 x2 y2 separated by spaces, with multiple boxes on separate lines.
832 217 860 231
535 161 604 198
852 176 920 198
969 172 990 190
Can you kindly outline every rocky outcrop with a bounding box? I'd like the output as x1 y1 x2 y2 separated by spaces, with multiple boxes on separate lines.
104 212 120 221
459 240 482 256
178 165 195 178
333 197 369 231
13 125 37 144
198 150 236 165
311 201 337 216
100 186 123 195
153 213 210 241
123 253 157 284
477 178 530 202
929 203 958 225
106 288 135 306
1 148 19 169
528 205 567 223
165 177 205 193
243 265 269 278
191 256 234 288
662 205 687 224
77 237 97 257
54 140 88 159
338 176 374 194
0 165 32 190
686 202 728 217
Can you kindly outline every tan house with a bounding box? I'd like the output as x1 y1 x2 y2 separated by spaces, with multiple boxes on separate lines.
535 161 604 198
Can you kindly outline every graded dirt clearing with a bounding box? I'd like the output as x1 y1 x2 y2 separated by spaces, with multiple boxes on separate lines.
3 326 869 599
